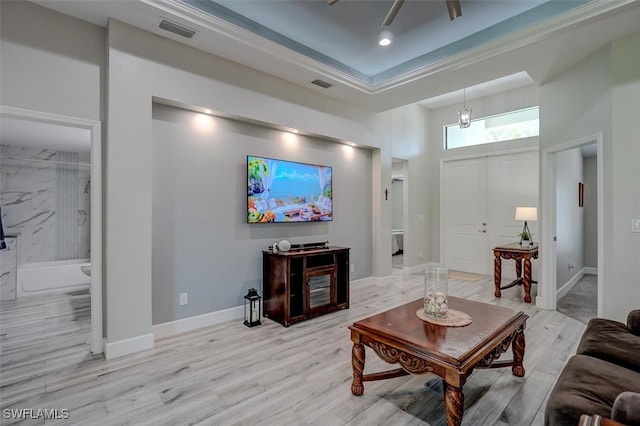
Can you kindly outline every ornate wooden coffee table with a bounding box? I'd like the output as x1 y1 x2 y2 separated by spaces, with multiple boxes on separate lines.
348 296 528 426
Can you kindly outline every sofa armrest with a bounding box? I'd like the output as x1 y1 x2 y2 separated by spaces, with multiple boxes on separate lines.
578 414 626 426
627 310 640 335
612 391 640 425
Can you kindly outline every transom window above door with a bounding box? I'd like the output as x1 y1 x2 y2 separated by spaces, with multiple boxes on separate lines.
444 106 539 150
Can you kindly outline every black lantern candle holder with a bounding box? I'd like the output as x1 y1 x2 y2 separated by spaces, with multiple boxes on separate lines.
244 288 262 327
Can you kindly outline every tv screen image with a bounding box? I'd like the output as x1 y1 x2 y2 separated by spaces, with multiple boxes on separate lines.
247 155 333 223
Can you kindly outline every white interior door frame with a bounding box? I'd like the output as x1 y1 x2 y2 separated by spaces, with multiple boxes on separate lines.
540 133 603 316
0 105 103 354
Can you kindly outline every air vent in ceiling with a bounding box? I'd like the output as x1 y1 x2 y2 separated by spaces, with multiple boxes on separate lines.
311 79 333 89
159 19 196 39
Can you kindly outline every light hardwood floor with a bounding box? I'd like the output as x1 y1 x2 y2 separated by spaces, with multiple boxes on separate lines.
0 272 585 425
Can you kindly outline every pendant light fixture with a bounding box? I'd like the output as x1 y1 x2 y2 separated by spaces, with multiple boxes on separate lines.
458 88 472 128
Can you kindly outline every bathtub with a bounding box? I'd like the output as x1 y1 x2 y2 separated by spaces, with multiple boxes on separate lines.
17 259 90 297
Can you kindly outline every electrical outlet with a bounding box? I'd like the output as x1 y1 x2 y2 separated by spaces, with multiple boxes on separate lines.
568 261 575 270
632 218 640 233
350 263 355 273
419 251 423 260
179 292 188 306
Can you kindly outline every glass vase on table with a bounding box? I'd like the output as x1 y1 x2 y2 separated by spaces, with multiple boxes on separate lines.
424 264 449 319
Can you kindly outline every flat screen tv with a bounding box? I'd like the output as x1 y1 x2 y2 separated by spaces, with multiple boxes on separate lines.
247 155 333 223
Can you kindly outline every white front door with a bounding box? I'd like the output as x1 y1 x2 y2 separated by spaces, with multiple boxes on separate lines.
443 151 539 276
443 158 488 274
486 152 539 278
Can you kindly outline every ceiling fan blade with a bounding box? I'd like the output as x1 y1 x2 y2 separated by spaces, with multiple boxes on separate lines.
382 0 405 27
327 0 339 4
446 0 462 20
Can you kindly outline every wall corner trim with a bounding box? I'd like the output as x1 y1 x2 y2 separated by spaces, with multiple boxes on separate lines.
152 305 244 340
104 333 154 359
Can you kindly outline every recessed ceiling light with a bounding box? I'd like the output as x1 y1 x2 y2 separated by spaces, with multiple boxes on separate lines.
348 142 356 146
292 129 299 133
379 31 393 47
204 108 212 114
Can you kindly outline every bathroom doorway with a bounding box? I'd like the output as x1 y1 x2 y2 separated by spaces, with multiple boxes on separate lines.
0 106 102 356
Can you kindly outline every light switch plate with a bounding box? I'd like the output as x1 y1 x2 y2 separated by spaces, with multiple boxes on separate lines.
632 219 640 233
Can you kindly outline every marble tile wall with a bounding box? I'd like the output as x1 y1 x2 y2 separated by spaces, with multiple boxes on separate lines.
0 145 90 266
0 236 17 300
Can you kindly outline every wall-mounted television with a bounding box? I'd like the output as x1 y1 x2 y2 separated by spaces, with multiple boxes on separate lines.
247 155 333 223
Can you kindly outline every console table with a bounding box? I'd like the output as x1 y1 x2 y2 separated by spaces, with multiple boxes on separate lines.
493 242 538 303
262 246 350 327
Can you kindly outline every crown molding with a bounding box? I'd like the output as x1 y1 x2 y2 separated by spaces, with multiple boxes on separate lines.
142 0 637 96
369 0 638 93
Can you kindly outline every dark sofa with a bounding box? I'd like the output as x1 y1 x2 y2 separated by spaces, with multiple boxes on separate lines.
545 310 640 426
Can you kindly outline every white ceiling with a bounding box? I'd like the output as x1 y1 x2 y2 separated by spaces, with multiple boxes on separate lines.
30 0 640 111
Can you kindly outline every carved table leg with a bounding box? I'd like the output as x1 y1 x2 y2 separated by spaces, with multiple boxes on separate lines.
494 254 502 298
512 327 526 377
351 341 365 396
443 381 464 426
515 258 522 280
523 258 532 303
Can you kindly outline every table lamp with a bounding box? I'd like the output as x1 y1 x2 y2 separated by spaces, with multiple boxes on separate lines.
515 207 537 245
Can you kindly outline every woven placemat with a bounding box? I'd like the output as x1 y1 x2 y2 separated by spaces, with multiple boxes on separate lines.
416 308 472 327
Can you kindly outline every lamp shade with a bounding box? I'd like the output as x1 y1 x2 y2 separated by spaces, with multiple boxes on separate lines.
515 207 538 221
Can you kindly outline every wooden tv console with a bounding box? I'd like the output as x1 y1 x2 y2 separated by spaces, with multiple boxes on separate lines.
262 246 350 327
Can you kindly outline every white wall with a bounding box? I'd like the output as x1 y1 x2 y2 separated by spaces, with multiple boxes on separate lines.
426 85 540 263
0 1 103 120
609 33 640 320
151 104 372 324
540 33 640 322
105 19 384 355
391 180 404 230
583 156 598 268
388 104 429 267
555 148 584 289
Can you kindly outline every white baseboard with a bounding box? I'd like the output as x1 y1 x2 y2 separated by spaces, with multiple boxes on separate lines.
535 295 553 310
351 275 395 286
350 276 375 287
584 267 598 275
152 305 244 340
372 275 394 285
104 333 154 359
404 263 428 275
556 268 585 300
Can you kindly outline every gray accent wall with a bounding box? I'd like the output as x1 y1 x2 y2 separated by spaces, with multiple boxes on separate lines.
151 104 372 325
105 19 384 347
